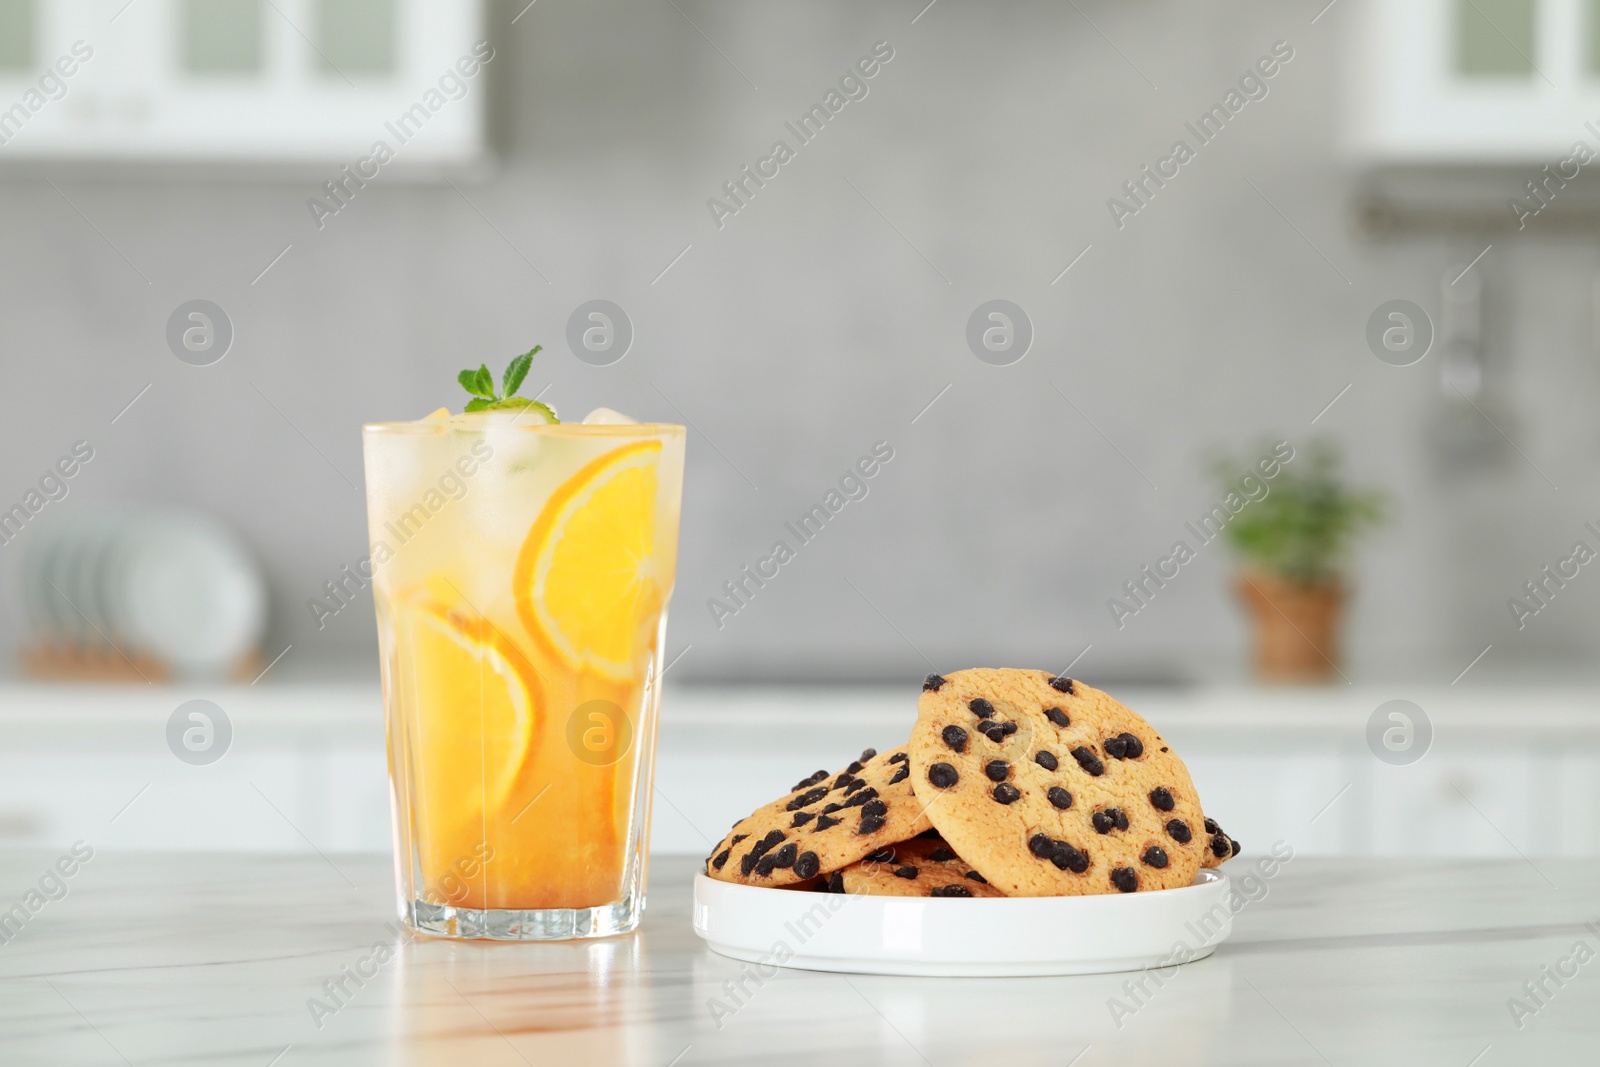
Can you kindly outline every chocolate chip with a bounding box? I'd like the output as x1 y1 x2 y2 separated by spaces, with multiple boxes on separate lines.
821 803 843 814
731 834 748 846
1029 833 1056 859
748 830 784 860
969 698 996 719
1204 818 1219 835
860 748 877 762
771 843 798 868
992 782 1021 804
995 721 1018 737
826 872 844 893
846 761 864 774
1111 808 1128 831
916 828 941 839
1104 735 1128 759
1044 706 1070 728
1071 747 1105 776
1142 846 1168 869
843 778 866 796
859 813 886 835
755 855 778 876
1160 746 1169 752
927 762 959 789
984 759 1010 782
923 673 946 692
930 884 972 897
786 787 828 811
790 770 828 792
1150 788 1175 812
740 854 757 876
975 721 1002 741
1049 676 1076 694
1034 750 1058 771
711 849 730 870
1211 834 1230 858
1231 838 1242 856
965 870 988 883
793 851 820 879
889 766 909 784
1047 786 1073 810
1092 812 1115 834
791 812 815 828
928 847 956 862
833 773 856 790
942 725 969 752
860 799 888 818
1052 841 1089 873
813 815 841 831
894 866 919 879
1119 733 1144 758
888 752 908 764
1110 867 1138 892
867 846 897 863
1166 819 1192 843
843 788 879 809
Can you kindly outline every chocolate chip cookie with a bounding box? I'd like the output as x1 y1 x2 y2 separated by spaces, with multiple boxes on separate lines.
829 834 1005 898
908 669 1208 896
1200 816 1241 868
704 746 933 887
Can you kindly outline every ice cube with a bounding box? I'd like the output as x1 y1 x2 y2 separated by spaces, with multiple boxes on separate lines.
582 407 638 425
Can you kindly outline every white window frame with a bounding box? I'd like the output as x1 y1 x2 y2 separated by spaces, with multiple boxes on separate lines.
1348 0 1600 163
0 0 487 166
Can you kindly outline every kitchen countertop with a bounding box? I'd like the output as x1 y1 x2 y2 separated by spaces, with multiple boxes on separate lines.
9 852 1600 1064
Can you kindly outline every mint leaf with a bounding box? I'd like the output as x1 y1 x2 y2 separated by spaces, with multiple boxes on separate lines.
502 346 539 398
459 366 496 399
455 347 556 418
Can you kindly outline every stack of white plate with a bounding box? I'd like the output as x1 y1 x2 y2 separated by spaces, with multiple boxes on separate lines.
19 507 267 680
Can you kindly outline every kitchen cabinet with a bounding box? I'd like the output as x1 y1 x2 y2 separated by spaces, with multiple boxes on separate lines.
1 680 1595 860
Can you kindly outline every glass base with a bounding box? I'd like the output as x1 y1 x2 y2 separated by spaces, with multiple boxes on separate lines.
404 895 642 940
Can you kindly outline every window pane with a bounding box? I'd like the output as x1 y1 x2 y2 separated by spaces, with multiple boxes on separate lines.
317 0 397 77
1588 0 1600 73
183 0 265 74
0 0 34 71
1457 0 1536 77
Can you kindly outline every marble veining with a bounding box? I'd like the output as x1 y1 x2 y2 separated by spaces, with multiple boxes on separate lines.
5 852 1599 1064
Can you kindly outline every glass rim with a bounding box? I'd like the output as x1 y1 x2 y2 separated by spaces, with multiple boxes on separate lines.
362 419 686 436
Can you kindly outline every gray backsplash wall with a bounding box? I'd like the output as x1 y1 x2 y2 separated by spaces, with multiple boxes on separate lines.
2 0 1597 684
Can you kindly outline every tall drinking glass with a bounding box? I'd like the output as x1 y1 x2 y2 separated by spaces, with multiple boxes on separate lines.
361 413 685 939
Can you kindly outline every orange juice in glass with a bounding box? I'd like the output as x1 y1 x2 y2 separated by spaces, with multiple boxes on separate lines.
362 361 684 939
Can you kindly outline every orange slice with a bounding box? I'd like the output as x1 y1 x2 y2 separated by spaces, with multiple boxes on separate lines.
403 601 543 823
514 440 663 683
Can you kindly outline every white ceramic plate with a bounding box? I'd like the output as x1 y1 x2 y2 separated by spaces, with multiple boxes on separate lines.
19 513 67 640
109 511 266 678
40 512 95 643
693 869 1233 977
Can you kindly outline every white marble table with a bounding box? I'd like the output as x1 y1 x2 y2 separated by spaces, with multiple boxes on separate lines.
8 851 1600 1065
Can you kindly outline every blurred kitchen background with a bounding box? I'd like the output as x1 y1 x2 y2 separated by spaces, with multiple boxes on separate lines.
3 0 1600 860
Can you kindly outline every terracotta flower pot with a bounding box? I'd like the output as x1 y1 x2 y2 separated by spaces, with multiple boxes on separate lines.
1234 570 1346 683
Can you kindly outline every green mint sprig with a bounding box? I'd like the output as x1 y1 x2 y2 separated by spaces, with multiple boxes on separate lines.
458 346 558 422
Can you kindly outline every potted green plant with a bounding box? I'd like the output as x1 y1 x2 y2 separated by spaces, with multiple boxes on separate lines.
1215 440 1386 682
